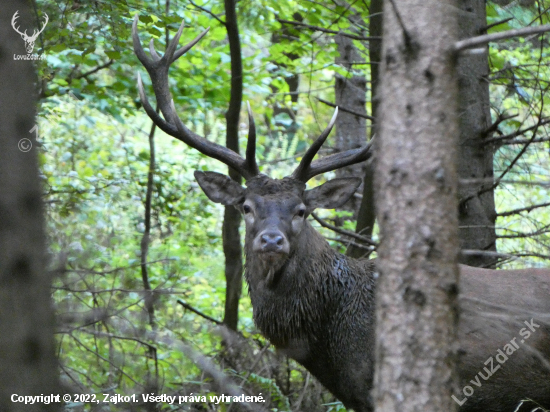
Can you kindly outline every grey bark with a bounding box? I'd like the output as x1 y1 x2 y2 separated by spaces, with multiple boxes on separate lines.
0 2 60 411
348 0 383 258
374 1 460 411
456 0 497 267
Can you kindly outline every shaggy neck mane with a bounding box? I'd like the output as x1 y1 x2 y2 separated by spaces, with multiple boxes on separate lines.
244 220 337 345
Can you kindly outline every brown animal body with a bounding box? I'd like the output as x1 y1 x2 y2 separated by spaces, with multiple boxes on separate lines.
197 174 550 412
132 18 550 412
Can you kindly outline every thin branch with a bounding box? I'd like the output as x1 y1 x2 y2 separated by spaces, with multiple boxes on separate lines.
497 225 550 239
480 17 514 34
140 114 157 330
52 286 188 294
481 112 518 139
312 212 377 246
460 121 542 206
482 118 550 145
326 236 373 252
497 202 550 217
69 334 143 387
74 59 114 80
500 179 550 187
82 330 157 352
500 136 550 145
317 97 375 121
512 252 550 260
177 299 222 325
277 19 379 42
189 0 226 26
150 331 267 412
455 24 550 52
460 249 514 259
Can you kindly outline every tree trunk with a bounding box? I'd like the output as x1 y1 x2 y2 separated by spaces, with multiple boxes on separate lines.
374 1 460 411
222 0 244 331
334 27 368 218
348 0 383 258
456 0 497 267
0 2 60 411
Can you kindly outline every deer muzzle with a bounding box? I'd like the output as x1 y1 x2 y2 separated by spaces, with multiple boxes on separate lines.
253 230 290 257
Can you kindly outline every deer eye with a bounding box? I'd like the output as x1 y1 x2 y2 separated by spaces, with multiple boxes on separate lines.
296 209 306 218
243 204 252 214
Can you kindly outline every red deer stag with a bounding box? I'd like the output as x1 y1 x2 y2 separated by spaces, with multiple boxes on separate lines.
132 16 550 412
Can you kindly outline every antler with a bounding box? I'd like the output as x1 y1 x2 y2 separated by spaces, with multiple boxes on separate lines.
11 11 48 40
11 11 26 37
132 14 259 180
32 13 49 40
291 107 373 182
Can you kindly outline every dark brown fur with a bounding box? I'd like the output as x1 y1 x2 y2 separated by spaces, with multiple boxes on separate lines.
246 222 376 412
196 173 550 412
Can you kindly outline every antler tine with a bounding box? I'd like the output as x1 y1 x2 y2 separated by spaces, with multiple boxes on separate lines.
134 13 260 180
164 19 186 61
132 14 151 66
169 100 259 180
303 142 373 181
11 11 25 36
173 28 210 62
291 107 339 182
245 102 260 176
148 39 161 62
39 13 48 33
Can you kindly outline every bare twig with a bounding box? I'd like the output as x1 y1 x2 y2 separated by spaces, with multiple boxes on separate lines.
141 114 157 329
312 212 377 246
189 0 226 26
481 112 518 139
74 59 114 79
276 18 378 42
497 202 550 217
460 121 542 206
317 97 375 121
497 224 550 239
480 18 514 34
326 237 373 253
455 24 550 52
177 299 222 325
460 249 514 259
500 136 550 145
482 118 550 145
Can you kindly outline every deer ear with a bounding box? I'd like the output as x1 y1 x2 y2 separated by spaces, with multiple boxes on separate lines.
304 177 361 210
194 171 245 205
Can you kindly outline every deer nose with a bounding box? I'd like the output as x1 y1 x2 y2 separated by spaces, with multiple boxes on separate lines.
260 232 285 252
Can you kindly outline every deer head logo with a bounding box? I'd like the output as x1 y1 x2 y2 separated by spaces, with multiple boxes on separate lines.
11 11 48 54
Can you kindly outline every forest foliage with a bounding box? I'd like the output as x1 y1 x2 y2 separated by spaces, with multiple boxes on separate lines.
32 0 550 410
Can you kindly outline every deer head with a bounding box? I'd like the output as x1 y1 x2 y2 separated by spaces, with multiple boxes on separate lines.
132 15 371 272
12 11 48 54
